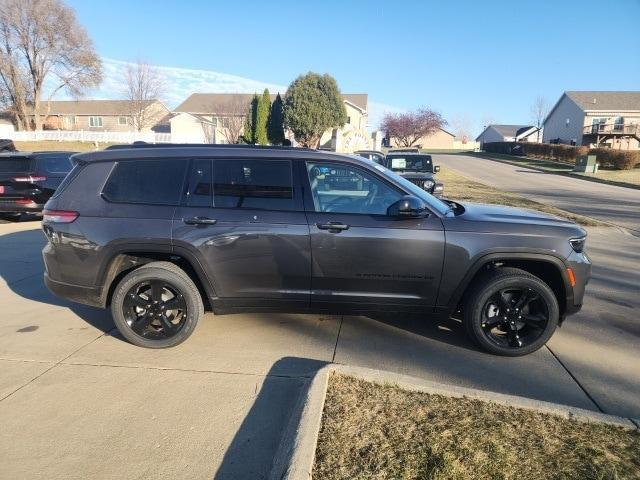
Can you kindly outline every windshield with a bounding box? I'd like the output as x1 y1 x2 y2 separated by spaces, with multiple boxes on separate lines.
386 155 433 172
363 159 451 216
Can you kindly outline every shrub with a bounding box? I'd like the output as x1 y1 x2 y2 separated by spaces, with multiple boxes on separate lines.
590 148 640 170
482 142 639 169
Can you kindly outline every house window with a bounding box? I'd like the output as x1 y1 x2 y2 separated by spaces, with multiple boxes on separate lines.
211 117 218 128
347 116 351 124
222 117 230 128
89 116 103 128
118 116 128 126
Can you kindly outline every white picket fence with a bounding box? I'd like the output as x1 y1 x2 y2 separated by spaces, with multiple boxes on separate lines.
7 129 173 144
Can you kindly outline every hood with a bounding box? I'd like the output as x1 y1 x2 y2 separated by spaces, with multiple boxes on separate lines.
454 203 586 235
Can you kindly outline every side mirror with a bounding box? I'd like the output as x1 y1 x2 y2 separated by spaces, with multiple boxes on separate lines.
433 165 441 173
387 195 428 218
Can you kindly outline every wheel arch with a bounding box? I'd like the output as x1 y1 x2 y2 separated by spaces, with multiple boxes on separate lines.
98 246 216 310
447 252 572 321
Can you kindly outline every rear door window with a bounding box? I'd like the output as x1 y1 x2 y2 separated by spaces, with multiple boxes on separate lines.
184 159 213 207
102 159 188 205
213 159 295 210
0 156 31 173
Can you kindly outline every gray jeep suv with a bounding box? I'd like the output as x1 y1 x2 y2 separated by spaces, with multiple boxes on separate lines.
42 145 591 356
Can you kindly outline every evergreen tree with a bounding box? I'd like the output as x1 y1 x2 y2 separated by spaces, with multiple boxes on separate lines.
243 94 259 143
256 88 271 145
268 93 285 145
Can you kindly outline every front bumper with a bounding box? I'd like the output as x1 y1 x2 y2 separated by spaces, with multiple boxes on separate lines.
562 250 592 319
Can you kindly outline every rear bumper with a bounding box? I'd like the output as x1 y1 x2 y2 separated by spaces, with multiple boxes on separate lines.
44 273 104 308
0 199 44 214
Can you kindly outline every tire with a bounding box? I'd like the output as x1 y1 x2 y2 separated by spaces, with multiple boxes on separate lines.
111 261 204 348
463 267 559 356
0 213 21 222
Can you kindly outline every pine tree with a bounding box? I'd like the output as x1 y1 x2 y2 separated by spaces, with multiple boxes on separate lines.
256 88 271 145
243 94 259 144
268 93 285 145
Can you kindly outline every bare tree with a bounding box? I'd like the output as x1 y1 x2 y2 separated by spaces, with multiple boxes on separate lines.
122 60 165 131
0 0 102 130
450 114 474 142
217 97 250 144
530 96 549 142
380 107 446 147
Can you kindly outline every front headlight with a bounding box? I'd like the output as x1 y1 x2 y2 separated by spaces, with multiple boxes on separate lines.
423 180 434 190
569 236 586 253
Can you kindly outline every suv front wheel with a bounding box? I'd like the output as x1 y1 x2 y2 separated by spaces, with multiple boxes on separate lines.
111 262 204 348
463 267 559 356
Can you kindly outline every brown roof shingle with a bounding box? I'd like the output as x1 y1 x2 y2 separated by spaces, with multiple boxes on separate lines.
174 92 368 114
566 91 640 112
42 100 163 116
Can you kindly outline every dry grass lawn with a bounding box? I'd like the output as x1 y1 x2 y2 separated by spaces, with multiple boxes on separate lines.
576 168 640 187
438 167 603 226
14 140 116 152
313 374 640 480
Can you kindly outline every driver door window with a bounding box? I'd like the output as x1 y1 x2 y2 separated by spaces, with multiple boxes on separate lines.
306 162 401 215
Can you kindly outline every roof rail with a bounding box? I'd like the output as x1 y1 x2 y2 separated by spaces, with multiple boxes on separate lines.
104 142 314 152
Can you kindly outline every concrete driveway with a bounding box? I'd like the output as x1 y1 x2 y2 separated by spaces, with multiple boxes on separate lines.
0 221 638 479
433 154 640 234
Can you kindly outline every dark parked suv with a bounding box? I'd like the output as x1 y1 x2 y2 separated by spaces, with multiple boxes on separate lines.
385 152 444 197
42 145 591 356
0 151 76 221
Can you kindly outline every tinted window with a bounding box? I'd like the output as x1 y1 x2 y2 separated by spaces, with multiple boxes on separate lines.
213 159 294 210
42 155 73 174
184 159 212 207
102 159 187 205
306 162 402 215
0 156 31 173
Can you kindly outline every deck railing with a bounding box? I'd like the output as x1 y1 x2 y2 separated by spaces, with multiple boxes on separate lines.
583 123 639 136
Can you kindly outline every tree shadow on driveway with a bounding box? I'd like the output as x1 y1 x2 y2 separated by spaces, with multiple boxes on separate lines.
0 227 115 336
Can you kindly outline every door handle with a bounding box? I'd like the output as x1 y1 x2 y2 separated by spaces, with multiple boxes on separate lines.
184 216 217 225
316 222 349 232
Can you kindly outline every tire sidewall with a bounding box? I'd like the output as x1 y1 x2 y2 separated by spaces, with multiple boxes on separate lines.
111 267 202 348
466 275 559 356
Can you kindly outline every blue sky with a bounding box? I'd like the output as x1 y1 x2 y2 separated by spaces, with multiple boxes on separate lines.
66 0 640 134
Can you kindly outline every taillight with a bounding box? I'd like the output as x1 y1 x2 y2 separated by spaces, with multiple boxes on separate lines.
0 186 4 194
15 198 37 206
42 209 78 223
12 175 47 182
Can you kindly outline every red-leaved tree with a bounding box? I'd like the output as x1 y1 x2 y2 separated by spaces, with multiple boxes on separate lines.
381 108 446 147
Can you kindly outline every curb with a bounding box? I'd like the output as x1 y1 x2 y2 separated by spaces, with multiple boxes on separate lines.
270 364 639 480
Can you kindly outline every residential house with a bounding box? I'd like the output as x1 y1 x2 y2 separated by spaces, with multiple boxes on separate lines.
37 100 170 132
170 92 374 151
476 124 540 147
543 91 640 150
387 127 458 149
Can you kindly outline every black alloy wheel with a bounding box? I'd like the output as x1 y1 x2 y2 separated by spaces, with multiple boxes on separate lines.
123 280 188 340
111 261 204 348
480 286 549 349
463 267 559 356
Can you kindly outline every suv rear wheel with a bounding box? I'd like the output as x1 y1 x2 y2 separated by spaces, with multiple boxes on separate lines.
111 261 204 348
463 267 559 356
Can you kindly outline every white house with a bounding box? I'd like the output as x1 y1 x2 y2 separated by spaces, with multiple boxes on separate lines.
543 91 640 150
476 124 540 147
